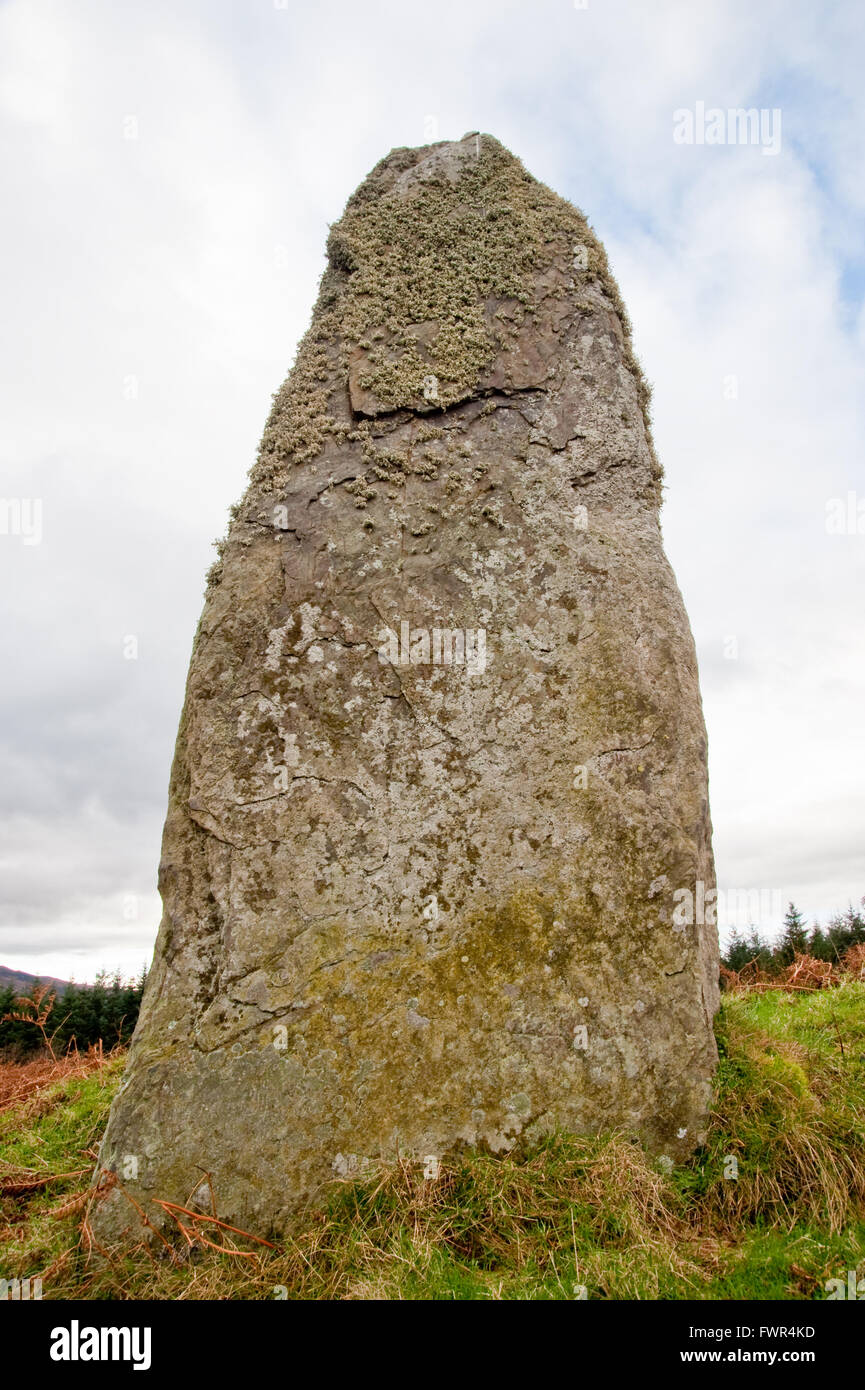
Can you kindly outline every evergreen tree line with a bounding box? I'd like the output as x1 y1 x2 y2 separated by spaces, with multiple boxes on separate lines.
0 969 147 1057
721 900 865 976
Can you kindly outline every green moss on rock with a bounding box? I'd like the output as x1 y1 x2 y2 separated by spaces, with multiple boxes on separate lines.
250 135 658 493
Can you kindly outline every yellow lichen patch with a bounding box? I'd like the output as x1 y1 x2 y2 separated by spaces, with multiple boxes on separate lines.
249 136 658 495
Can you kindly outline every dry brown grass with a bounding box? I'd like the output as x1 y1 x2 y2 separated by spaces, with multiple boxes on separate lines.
719 949 865 995
842 943 865 979
0 1042 112 1118
71 1133 718 1301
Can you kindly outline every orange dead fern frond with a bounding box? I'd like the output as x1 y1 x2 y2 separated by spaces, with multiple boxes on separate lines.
86 1168 178 1263
0 1043 111 1115
779 954 836 991
51 1189 93 1220
2 984 62 1059
720 956 770 993
82 1171 275 1266
152 1200 277 1259
0 1166 89 1198
721 951 859 996
842 943 865 980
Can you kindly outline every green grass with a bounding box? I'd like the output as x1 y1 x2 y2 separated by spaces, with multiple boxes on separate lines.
0 1054 126 1288
2 986 864 1300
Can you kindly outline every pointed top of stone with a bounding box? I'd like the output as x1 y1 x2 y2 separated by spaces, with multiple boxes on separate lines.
252 132 657 496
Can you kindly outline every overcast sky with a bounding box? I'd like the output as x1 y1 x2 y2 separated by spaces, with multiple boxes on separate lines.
1 0 863 981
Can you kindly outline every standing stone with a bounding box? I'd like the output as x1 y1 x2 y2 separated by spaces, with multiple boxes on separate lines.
93 134 719 1244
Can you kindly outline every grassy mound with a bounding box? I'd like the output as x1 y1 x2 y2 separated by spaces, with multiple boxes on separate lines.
2 985 864 1300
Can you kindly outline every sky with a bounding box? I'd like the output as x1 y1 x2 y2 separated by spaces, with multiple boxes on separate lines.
0 0 863 981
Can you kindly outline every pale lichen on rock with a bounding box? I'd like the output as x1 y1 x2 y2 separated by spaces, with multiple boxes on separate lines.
93 134 718 1245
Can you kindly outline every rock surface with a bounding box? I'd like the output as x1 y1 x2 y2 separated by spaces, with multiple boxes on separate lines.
93 133 719 1244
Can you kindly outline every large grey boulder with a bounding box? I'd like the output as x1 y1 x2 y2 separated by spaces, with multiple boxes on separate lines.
93 133 719 1244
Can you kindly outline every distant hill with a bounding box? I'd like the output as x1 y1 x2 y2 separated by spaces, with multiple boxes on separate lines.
0 965 74 995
